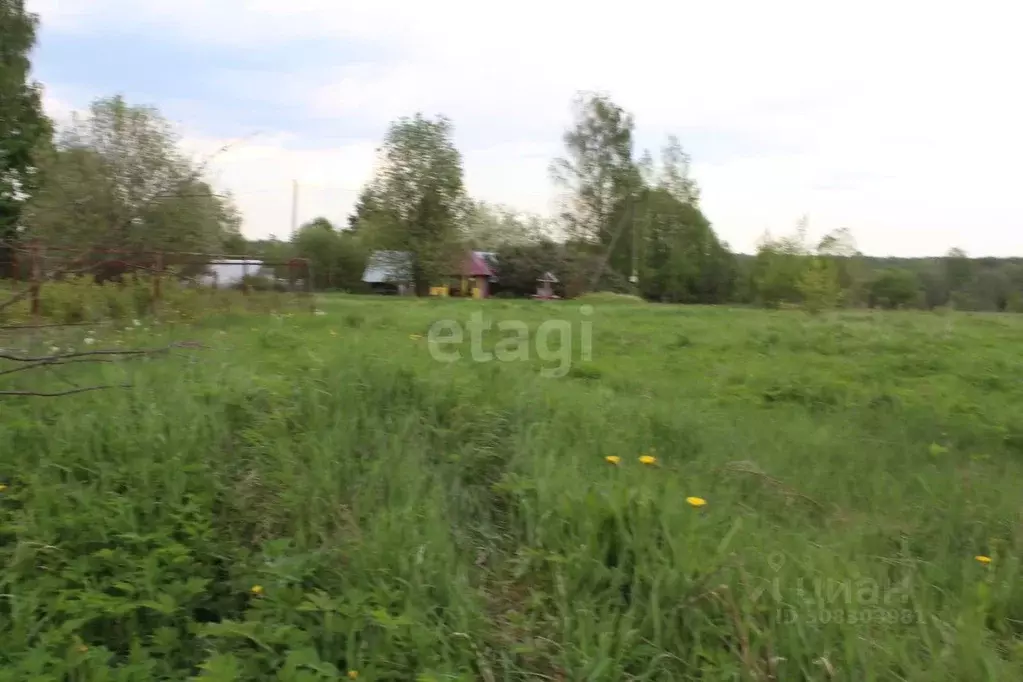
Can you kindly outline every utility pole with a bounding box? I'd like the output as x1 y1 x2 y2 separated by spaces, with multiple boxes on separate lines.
290 180 299 238
629 196 640 287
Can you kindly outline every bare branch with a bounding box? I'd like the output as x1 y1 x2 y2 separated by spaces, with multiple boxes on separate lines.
0 341 201 363
0 384 132 397
0 322 92 330
0 356 125 378
0 341 207 398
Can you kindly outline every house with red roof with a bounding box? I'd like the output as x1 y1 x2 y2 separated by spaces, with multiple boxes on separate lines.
460 251 495 298
362 250 497 297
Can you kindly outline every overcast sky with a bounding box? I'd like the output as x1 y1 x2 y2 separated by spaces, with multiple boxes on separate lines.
25 0 1023 256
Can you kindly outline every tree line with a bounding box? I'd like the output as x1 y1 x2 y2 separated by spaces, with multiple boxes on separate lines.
253 94 1023 314
3 0 1020 311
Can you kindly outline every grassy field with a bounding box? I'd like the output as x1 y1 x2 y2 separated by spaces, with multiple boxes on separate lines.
1 295 1022 680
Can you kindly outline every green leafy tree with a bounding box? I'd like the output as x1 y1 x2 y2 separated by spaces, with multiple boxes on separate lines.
346 185 386 233
957 267 1012 312
797 257 840 313
24 96 239 256
942 247 973 307
657 135 701 206
462 200 550 251
918 263 951 309
868 268 922 309
551 93 719 295
815 227 867 306
221 219 249 254
291 217 367 291
637 149 656 188
551 92 641 278
493 239 567 296
358 113 466 294
0 0 53 275
638 187 733 303
749 221 810 307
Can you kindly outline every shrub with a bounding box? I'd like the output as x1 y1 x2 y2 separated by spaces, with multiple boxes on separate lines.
0 275 307 325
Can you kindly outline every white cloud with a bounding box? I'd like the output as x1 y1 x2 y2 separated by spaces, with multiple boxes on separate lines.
178 132 379 238
29 0 1023 255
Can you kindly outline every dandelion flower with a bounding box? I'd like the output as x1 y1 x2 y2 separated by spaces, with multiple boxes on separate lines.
0 484 7 493
605 455 621 465
77 645 88 653
347 671 359 680
251 584 264 595
975 555 992 565
686 497 708 508
639 455 657 466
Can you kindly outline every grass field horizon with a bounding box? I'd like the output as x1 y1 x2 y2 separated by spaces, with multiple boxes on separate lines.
1 295 1021 680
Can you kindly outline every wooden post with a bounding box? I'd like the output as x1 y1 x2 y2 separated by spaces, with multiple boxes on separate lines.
305 260 315 312
30 240 42 321
153 252 164 303
11 249 19 291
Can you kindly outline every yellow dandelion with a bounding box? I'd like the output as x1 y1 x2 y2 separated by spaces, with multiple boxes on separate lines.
975 555 992 565
251 584 264 595
0 484 7 493
77 644 89 653
347 671 359 680
605 455 621 466
639 455 657 466
686 497 708 507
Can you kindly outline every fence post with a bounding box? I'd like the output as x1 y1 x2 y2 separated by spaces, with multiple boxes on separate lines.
30 240 43 322
11 248 19 291
153 252 164 306
305 259 315 312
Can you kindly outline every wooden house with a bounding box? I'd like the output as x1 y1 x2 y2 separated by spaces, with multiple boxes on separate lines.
362 250 496 298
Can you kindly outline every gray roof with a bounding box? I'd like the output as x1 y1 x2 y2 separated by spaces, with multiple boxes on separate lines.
363 251 412 283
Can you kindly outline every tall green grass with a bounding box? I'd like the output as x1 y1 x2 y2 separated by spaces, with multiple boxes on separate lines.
0 297 1021 680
